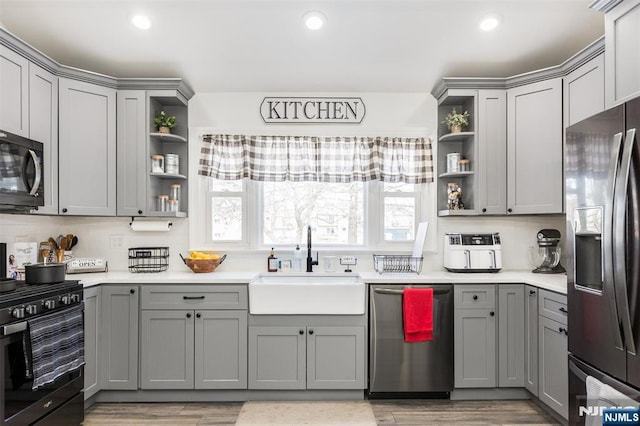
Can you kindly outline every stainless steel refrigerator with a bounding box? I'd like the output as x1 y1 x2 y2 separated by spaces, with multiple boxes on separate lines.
566 96 640 425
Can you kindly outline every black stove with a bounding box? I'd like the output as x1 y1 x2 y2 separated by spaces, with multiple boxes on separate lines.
0 280 82 325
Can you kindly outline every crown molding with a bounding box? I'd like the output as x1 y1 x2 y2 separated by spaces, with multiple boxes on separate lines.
431 36 605 100
589 0 623 12
0 27 194 99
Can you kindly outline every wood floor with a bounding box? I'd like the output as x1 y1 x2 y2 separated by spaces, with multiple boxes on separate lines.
83 399 560 425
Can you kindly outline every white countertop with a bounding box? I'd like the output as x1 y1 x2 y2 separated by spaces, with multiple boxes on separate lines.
72 269 567 294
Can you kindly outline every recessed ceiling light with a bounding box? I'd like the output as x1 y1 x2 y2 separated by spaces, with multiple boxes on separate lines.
303 11 326 30
479 15 500 31
131 14 151 30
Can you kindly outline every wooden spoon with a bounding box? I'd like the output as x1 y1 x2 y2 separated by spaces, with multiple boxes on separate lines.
66 234 74 249
59 236 68 251
48 237 58 250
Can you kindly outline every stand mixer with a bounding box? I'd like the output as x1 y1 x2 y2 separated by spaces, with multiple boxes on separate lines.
530 229 566 274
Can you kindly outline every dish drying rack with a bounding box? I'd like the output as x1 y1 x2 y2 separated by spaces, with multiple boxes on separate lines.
128 247 169 273
373 254 423 274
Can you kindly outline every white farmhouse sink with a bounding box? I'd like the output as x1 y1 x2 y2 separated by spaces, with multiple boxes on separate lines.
249 273 365 315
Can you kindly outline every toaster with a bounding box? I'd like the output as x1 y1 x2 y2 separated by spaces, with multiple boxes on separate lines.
443 233 502 273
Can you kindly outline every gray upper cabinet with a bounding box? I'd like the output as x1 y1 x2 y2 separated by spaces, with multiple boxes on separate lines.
507 78 563 214
100 285 139 390
604 0 640 107
564 53 605 127
116 90 147 216
477 90 507 215
83 286 101 400
497 284 524 387
59 78 116 216
29 63 59 215
0 46 29 137
524 285 539 396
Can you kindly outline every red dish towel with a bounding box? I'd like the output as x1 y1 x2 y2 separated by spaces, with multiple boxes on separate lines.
403 288 434 343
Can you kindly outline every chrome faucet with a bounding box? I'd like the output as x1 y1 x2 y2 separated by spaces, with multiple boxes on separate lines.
306 225 319 272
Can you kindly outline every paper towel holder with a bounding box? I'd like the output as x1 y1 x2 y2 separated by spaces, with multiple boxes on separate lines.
129 217 173 231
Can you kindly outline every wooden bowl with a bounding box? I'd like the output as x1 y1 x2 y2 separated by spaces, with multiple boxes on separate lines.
183 254 226 273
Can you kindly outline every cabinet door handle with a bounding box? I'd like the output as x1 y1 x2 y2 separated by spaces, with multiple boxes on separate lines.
529 290 536 295
309 329 314 335
138 209 143 215
62 208 68 213
473 295 478 300
183 296 205 300
482 208 487 213
559 307 568 313
186 313 192 318
490 311 495 317
558 327 568 336
130 289 136 294
299 329 304 335
507 208 513 213
196 313 201 318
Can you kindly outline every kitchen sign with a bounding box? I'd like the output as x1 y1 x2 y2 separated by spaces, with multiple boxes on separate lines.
260 97 366 124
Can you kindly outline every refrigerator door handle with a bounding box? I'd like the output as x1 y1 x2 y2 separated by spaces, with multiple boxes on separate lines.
614 128 637 355
604 132 625 351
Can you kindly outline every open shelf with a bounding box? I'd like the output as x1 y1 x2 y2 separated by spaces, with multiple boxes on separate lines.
438 209 478 216
150 172 187 180
438 132 475 143
149 132 187 143
149 211 188 218
439 171 474 178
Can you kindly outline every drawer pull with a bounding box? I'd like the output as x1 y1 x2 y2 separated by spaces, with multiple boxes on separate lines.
559 307 568 314
473 295 478 300
183 296 205 300
558 327 568 336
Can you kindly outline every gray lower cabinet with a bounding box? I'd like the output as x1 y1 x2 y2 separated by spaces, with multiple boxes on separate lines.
59 78 116 216
524 285 539 396
100 285 139 390
537 289 568 419
497 285 524 387
507 78 563 214
248 325 366 390
454 285 496 388
538 316 568 419
139 285 248 390
83 286 101 400
140 309 248 389
116 90 147 217
604 0 640 107
29 63 58 215
0 45 29 137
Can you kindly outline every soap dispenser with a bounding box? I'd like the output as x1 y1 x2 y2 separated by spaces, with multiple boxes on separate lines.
293 245 303 272
267 248 278 272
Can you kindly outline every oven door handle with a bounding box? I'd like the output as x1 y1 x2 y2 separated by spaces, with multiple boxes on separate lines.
1 321 27 336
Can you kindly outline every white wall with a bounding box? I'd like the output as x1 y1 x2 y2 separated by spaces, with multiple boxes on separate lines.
0 91 565 273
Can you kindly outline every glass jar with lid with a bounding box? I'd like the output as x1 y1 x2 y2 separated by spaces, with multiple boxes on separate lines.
156 195 169 212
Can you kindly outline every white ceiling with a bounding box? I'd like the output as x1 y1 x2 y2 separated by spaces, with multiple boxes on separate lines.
0 0 604 94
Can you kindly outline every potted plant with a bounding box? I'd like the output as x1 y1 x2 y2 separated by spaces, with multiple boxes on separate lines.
154 110 177 134
442 108 470 133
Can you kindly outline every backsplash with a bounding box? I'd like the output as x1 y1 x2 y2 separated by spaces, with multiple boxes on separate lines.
1 213 564 274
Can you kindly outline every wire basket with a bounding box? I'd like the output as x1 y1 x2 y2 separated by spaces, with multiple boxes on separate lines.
128 247 169 273
373 254 423 274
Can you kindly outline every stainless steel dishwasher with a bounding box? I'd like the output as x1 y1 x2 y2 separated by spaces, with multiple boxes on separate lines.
368 283 453 397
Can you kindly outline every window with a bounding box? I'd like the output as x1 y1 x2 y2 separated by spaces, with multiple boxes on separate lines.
382 182 418 242
204 178 426 249
262 181 364 246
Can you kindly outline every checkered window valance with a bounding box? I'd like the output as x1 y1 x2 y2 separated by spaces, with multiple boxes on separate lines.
199 134 434 183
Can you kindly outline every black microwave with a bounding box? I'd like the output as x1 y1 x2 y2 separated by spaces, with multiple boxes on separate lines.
0 130 44 212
